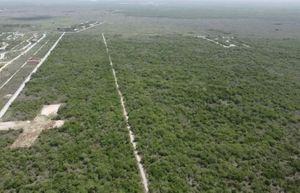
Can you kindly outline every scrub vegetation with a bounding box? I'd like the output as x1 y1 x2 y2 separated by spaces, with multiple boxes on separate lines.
107 34 300 193
0 33 143 193
0 1 299 193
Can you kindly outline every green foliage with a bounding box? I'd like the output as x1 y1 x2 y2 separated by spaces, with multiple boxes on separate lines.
0 34 143 193
0 26 299 192
108 34 300 192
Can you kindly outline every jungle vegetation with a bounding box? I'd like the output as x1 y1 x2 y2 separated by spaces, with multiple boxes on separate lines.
0 33 144 193
107 34 300 193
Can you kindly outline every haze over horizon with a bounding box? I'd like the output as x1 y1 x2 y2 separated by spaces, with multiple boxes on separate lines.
1 0 300 6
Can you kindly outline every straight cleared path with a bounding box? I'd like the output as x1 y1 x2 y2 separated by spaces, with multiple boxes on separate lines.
102 33 150 193
0 33 65 119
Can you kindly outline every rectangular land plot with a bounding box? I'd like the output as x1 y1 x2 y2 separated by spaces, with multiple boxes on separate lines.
0 33 144 193
107 34 300 193
0 33 61 111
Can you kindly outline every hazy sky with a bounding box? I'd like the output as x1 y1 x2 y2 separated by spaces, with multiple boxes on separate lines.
1 0 300 6
1 0 299 2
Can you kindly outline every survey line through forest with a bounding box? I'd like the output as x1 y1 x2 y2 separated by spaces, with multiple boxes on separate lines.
0 32 65 119
102 33 150 193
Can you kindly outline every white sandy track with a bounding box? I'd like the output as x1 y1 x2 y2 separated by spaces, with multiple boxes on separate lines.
19 39 33 51
0 53 5 60
198 35 237 48
65 22 105 34
0 34 46 73
10 36 33 51
0 32 65 119
102 33 150 193
0 37 33 60
75 22 104 33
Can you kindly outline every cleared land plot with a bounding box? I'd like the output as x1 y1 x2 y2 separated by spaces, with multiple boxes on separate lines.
106 34 300 193
0 33 143 193
0 34 60 109
0 32 36 63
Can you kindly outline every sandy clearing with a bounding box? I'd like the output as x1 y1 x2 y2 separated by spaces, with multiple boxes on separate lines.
0 42 9 60
0 104 64 148
0 52 5 60
0 121 31 131
198 35 237 48
40 104 61 117
102 33 150 193
67 22 104 33
10 118 64 148
0 42 9 50
10 115 64 148
10 126 44 148
0 33 65 119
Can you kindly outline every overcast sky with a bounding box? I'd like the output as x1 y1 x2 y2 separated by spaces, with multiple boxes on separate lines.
1 0 300 6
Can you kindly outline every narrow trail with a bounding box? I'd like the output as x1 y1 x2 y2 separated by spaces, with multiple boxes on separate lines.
0 33 65 119
102 33 150 193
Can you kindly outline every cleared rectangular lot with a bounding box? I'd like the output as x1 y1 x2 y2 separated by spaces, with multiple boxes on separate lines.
0 33 60 110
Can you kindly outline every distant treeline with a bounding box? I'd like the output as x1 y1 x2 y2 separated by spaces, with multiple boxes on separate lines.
11 15 53 21
1 24 31 28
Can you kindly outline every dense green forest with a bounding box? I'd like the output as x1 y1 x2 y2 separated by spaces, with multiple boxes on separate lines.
107 34 300 192
1 1 300 192
0 33 143 193
0 27 299 193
